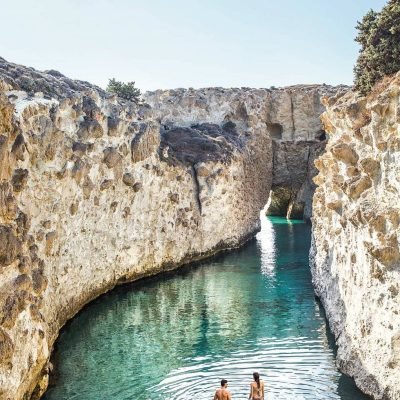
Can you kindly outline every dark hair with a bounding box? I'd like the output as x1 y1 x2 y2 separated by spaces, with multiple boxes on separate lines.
253 372 260 389
221 379 228 387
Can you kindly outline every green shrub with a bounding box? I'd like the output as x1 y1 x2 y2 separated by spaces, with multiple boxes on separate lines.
354 0 400 95
106 78 141 102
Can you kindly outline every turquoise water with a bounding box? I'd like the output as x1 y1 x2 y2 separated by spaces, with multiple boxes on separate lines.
43 217 369 400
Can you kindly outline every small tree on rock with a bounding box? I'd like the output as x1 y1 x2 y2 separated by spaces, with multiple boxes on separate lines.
106 78 141 102
354 0 400 95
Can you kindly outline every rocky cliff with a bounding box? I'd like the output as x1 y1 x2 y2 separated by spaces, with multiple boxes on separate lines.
0 58 339 399
145 84 345 220
311 73 400 399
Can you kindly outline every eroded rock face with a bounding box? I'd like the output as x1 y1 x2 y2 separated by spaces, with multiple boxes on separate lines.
0 58 343 400
0 60 272 400
0 57 107 99
145 85 346 221
311 73 400 399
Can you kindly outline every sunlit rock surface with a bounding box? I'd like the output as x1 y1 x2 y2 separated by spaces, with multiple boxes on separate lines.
0 58 343 399
145 85 346 220
311 73 400 399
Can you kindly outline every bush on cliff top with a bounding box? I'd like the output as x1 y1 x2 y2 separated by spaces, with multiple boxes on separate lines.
354 0 400 95
106 78 141 102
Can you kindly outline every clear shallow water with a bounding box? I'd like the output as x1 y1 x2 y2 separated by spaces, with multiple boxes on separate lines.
43 217 369 400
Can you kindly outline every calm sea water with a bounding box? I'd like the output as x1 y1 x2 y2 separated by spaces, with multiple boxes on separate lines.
43 217 369 400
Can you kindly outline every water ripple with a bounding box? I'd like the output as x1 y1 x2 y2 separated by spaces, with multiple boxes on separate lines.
43 218 368 400
152 337 341 400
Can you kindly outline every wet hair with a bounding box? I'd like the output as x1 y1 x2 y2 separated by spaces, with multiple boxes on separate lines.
253 372 260 389
221 379 228 387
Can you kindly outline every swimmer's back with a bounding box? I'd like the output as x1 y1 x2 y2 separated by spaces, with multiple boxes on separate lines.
214 387 232 400
250 379 265 400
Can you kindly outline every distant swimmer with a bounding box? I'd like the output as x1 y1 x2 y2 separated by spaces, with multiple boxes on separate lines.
214 379 232 400
248 372 264 400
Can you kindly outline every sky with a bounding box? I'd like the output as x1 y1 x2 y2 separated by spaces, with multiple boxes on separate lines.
1 0 387 91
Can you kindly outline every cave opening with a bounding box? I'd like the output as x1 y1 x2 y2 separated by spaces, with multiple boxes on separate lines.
316 129 327 141
267 123 283 140
264 189 305 221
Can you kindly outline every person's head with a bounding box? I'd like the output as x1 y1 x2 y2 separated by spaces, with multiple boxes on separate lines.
221 379 228 388
253 372 260 388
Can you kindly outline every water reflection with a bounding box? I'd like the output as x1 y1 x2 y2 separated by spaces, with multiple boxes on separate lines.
43 217 368 400
256 213 277 278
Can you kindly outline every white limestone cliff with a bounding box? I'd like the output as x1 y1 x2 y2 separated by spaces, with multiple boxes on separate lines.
311 73 400 399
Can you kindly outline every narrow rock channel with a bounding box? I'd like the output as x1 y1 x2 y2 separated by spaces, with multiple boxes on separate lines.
43 217 368 400
5 57 394 400
0 59 342 399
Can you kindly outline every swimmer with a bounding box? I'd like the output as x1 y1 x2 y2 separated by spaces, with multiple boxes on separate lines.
248 372 264 400
214 379 232 400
